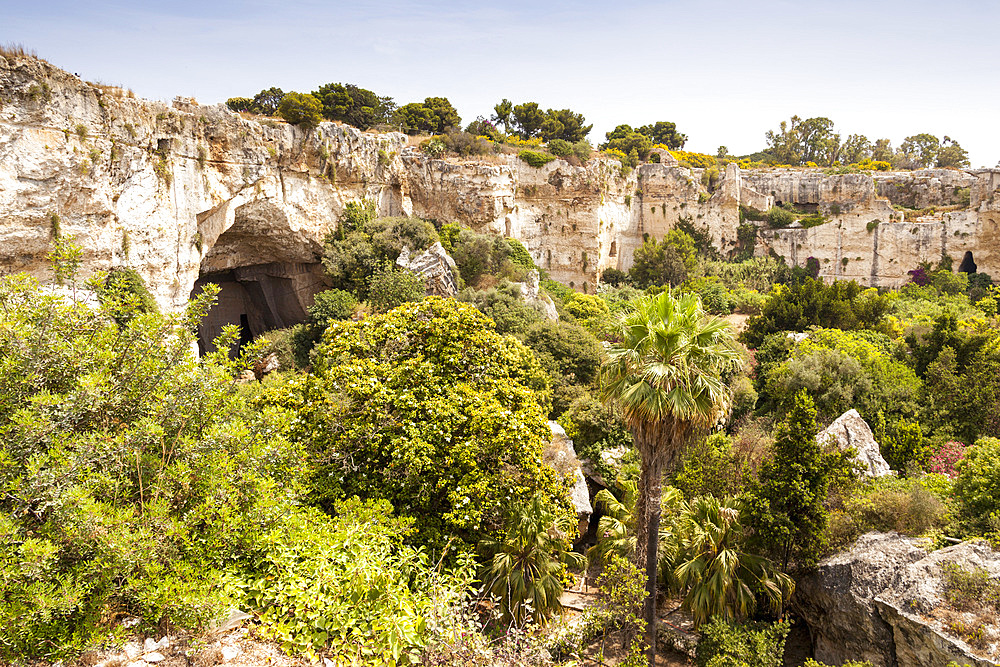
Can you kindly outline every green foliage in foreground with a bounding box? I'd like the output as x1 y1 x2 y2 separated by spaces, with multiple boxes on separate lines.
695 618 789 667
248 498 476 663
279 297 569 548
479 494 584 626
0 274 305 658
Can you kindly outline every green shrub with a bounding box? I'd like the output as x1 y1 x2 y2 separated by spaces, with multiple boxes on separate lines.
323 215 438 298
518 149 557 168
450 228 523 286
248 498 476 662
441 128 491 156
955 437 1000 535
457 283 544 335
306 289 354 324
256 326 297 370
695 618 789 667
95 266 159 324
766 206 795 228
547 138 574 158
831 476 949 549
940 562 1000 612
367 263 425 313
282 298 564 548
277 91 323 129
522 319 604 417
505 237 535 269
601 268 629 286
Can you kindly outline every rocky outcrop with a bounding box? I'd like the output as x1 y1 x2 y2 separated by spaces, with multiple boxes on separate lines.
545 421 592 535
819 409 893 478
515 269 559 321
875 540 1000 667
795 533 1000 667
795 533 928 667
395 241 459 296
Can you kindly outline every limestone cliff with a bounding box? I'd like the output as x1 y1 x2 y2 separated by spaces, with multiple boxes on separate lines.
3 51 1000 338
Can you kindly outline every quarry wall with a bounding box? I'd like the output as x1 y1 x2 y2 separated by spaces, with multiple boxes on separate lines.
2 52 999 325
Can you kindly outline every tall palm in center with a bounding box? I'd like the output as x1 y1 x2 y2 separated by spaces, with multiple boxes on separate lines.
600 291 741 665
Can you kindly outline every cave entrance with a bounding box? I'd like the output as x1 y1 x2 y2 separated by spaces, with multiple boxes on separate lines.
959 251 977 274
192 198 331 356
192 262 328 355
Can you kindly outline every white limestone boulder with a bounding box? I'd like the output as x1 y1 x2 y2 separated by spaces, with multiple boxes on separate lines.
819 409 892 478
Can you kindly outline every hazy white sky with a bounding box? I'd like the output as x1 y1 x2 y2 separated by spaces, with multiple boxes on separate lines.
4 0 998 166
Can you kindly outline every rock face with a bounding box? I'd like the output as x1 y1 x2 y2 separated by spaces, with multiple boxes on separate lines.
795 533 1000 667
819 409 893 478
516 269 559 321
544 421 593 535
875 540 1000 667
3 51 1000 341
395 241 459 296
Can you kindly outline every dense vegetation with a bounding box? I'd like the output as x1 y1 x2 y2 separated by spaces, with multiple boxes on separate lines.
6 192 1000 665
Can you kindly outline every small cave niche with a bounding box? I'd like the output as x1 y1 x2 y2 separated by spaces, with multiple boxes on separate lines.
609 240 617 257
192 262 328 355
959 251 977 274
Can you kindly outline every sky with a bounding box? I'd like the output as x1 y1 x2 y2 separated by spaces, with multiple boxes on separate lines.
3 0 998 167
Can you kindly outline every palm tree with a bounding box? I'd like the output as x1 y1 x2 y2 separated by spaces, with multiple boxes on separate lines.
600 290 741 665
479 494 586 627
670 495 793 627
589 480 684 567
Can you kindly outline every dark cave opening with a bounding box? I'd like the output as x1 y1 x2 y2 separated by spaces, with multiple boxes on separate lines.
958 251 977 274
192 262 328 355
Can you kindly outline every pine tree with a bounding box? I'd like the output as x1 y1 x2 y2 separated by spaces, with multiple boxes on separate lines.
746 390 849 569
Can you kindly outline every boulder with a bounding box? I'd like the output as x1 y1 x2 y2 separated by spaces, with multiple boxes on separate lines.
819 409 892 478
875 540 1000 667
794 532 928 667
395 242 459 297
795 532 1000 667
515 269 559 321
544 421 592 534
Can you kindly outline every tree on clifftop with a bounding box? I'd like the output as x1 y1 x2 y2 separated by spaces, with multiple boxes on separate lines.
277 92 323 129
312 82 395 129
637 121 687 149
393 97 461 134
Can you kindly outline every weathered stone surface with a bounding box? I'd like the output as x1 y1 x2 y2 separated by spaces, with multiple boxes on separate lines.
515 269 559 321
875 540 1000 667
544 421 593 522
796 533 1000 667
793 532 929 667
395 241 458 296
819 409 893 478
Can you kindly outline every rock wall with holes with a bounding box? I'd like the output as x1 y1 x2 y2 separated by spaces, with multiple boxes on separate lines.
754 169 1000 286
3 51 1000 326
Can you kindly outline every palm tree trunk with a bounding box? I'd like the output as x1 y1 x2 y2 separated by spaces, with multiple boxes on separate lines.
644 500 662 665
632 421 667 667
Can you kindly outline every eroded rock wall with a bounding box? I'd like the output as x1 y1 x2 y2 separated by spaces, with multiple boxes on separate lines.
3 52 1000 310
